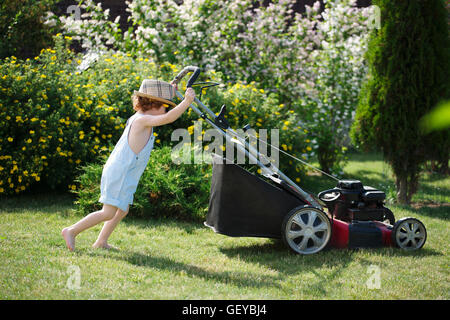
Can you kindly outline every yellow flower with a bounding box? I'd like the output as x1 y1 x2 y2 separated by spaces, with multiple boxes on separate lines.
306 146 312 151
296 177 301 183
40 74 47 79
7 137 13 142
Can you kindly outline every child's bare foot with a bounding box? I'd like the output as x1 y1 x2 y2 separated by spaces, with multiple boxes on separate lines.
92 241 119 250
61 228 75 251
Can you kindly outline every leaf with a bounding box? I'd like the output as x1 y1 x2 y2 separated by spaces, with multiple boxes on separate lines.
420 100 450 133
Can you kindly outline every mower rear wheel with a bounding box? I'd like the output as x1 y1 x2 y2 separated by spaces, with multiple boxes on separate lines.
282 206 331 255
392 217 427 250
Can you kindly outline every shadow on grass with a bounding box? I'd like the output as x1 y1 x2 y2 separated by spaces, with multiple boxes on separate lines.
121 216 205 234
396 204 450 221
217 239 442 294
0 192 76 215
219 240 442 264
87 248 283 290
82 220 442 295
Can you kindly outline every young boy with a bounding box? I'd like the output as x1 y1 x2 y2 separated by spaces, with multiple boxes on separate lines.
62 79 195 251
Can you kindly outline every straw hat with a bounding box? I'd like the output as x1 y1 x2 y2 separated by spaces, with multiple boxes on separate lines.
133 79 176 107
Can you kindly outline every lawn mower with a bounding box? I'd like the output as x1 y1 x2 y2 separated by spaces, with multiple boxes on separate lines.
171 66 427 255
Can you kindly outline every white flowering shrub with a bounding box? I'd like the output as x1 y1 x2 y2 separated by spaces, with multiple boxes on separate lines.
46 0 372 173
298 0 372 173
45 0 121 51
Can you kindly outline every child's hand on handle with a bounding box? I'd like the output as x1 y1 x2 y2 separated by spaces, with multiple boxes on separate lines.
170 80 178 92
184 87 195 103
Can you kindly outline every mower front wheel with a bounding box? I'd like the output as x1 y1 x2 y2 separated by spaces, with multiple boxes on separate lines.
392 217 427 250
282 206 332 255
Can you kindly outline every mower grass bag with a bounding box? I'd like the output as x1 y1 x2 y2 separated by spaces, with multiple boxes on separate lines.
205 156 306 238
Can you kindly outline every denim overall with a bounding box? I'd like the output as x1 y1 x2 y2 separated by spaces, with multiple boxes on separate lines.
99 112 155 212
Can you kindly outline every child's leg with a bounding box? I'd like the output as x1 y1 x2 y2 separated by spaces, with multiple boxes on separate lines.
92 206 129 249
61 204 117 251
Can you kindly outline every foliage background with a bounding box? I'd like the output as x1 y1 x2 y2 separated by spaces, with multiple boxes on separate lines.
2 0 447 217
47 0 373 173
351 0 450 204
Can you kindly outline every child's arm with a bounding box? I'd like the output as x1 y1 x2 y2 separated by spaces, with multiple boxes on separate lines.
138 88 195 127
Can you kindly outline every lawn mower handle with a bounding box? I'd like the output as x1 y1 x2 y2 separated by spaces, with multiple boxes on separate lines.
172 66 201 88
173 66 323 210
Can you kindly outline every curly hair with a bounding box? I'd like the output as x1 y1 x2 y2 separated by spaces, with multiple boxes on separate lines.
132 94 168 112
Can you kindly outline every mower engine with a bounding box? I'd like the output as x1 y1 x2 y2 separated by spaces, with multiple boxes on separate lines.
318 180 395 225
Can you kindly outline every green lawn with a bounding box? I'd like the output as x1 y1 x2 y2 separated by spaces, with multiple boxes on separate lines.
0 153 449 299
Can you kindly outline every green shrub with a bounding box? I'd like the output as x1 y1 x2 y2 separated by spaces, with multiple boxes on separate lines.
0 0 57 59
73 146 211 221
0 34 313 197
0 36 174 195
198 80 311 183
351 0 450 204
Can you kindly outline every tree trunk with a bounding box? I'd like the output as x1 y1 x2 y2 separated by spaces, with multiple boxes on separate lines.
396 176 409 205
396 172 418 205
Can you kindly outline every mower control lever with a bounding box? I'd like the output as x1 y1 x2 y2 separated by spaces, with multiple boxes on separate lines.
214 105 229 130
